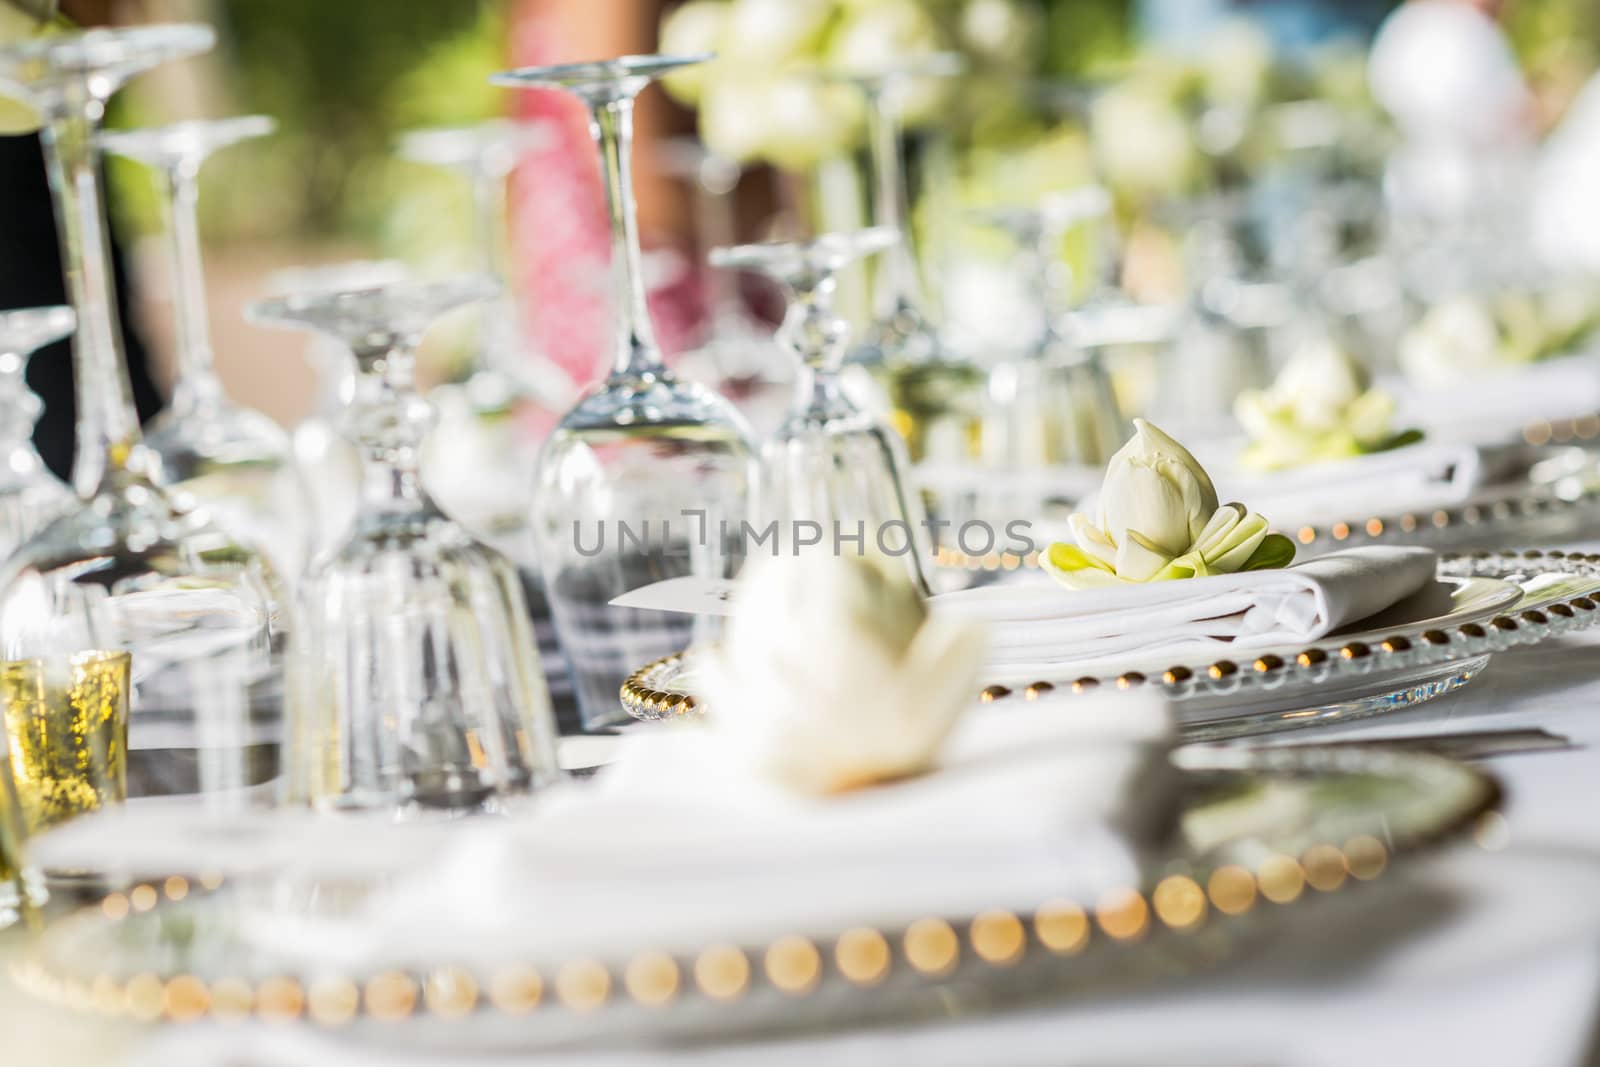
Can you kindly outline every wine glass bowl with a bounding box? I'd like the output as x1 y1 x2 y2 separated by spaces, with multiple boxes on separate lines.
0 26 289 812
712 227 933 595
397 118 569 564
248 277 560 816
100 113 312 586
971 186 1129 473
495 54 759 731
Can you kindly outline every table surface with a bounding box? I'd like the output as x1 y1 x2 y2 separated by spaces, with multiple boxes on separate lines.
9 561 1600 1065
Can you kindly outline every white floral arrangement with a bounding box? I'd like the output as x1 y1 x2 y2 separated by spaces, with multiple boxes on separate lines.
1234 333 1419 471
1044 418 1295 589
658 0 1039 169
697 550 985 794
1400 287 1600 388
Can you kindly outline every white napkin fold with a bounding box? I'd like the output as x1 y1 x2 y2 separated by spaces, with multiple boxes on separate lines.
1207 443 1484 526
250 694 1175 969
1388 350 1600 445
935 546 1438 683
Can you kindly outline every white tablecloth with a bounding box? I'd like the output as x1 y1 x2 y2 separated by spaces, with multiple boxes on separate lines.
12 574 1600 1065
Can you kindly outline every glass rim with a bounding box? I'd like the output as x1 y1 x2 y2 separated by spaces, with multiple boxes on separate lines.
489 53 711 92
397 117 550 168
710 226 898 277
814 51 967 88
0 305 76 353
0 23 214 77
245 275 501 339
99 114 276 167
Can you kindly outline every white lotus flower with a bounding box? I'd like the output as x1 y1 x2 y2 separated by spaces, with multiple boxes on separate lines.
1090 85 1199 198
958 0 1038 65
1398 296 1503 387
698 72 859 168
726 0 832 64
698 552 984 795
826 0 947 125
1236 335 1411 471
1045 419 1294 589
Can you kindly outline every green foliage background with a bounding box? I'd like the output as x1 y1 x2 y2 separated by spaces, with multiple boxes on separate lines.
104 0 1595 252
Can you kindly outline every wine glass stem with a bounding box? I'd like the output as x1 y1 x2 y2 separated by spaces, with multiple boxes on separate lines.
37 87 144 497
864 86 924 318
160 164 223 412
589 95 661 379
352 345 431 514
694 160 746 330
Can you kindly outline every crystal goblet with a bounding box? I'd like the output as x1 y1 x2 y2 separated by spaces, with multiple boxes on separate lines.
829 56 985 467
972 186 1128 473
248 277 560 815
711 227 931 594
265 260 408 559
399 119 574 563
660 138 791 436
492 56 759 731
100 115 313 584
0 26 289 809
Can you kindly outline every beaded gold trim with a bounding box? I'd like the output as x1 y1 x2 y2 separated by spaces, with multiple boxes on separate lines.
626 550 1600 719
9 746 1498 1025
0 840 1393 1022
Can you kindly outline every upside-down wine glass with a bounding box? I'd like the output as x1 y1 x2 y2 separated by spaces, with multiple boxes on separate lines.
100 115 313 585
249 278 560 814
660 138 791 436
0 306 75 560
0 26 289 808
266 259 408 560
973 186 1128 472
492 56 759 731
832 55 985 468
399 119 574 563
711 227 931 595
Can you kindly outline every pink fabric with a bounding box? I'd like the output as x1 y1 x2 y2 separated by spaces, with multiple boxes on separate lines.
505 3 705 395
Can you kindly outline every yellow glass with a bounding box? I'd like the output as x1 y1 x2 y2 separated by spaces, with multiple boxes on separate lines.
1 651 131 835
0 758 28 895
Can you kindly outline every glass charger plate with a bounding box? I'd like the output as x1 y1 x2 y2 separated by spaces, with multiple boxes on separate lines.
623 551 1600 740
934 444 1600 579
13 745 1496 1050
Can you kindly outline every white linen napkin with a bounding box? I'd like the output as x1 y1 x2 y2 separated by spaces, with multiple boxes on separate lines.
1202 442 1485 527
935 546 1438 683
231 693 1174 970
1388 349 1600 445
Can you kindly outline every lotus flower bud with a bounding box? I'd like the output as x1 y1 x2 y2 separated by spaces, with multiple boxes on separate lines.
699 552 984 795
1045 419 1294 589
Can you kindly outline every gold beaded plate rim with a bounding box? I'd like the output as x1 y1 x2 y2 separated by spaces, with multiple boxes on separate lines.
625 551 1600 738
934 441 1600 574
13 745 1498 1040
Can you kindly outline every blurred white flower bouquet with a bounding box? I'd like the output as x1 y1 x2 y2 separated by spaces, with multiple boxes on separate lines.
658 0 1041 169
1235 333 1419 471
1400 285 1600 388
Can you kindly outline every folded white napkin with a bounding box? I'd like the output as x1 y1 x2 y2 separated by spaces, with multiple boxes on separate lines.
1388 350 1600 445
935 546 1438 683
223 694 1173 970
1204 443 1485 527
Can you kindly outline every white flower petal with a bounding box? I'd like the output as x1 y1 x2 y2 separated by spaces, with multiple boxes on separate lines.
1116 531 1173 583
